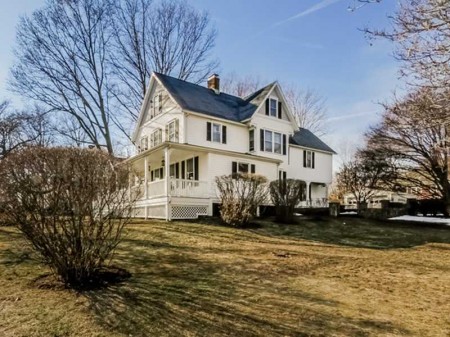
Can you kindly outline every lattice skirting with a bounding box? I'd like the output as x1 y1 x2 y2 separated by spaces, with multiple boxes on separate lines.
170 205 208 219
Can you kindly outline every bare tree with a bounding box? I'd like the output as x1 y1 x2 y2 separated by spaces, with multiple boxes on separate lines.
112 0 218 122
284 86 328 136
215 174 267 227
362 0 450 89
269 179 305 223
0 101 51 159
10 0 117 154
0 147 136 289
363 88 450 216
221 73 263 98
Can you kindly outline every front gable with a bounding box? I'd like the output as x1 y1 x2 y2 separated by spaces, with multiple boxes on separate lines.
247 83 298 133
132 74 182 143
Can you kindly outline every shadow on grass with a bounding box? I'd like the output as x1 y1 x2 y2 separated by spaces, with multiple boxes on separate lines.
250 216 450 249
84 235 411 337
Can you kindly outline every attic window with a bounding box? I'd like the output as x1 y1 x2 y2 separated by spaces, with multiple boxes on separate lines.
269 98 277 117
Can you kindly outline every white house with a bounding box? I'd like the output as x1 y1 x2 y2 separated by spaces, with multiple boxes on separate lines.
128 73 335 220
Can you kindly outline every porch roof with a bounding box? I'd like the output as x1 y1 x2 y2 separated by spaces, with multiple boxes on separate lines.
126 142 283 164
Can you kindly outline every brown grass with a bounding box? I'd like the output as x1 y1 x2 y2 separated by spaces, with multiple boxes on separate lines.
1 217 450 336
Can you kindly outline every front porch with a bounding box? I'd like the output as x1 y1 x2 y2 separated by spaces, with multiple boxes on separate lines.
129 144 213 220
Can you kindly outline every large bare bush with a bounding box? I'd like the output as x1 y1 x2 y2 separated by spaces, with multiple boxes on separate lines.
215 174 267 227
269 179 305 223
0 147 136 289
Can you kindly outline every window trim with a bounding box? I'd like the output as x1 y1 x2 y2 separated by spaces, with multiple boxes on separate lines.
167 118 178 142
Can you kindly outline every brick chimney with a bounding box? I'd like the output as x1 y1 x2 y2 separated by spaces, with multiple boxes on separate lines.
207 74 220 94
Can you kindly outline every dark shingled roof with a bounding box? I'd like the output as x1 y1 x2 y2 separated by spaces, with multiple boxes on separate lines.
290 128 336 154
154 73 335 154
154 72 272 122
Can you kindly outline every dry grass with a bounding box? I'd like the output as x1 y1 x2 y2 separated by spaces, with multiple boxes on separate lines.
1 217 450 337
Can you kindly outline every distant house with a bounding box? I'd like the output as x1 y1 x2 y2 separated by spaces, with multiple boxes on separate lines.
343 188 419 209
128 73 335 220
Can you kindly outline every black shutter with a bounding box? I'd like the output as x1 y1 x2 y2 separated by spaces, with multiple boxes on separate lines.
283 171 287 181
160 168 164 178
222 125 227 144
278 101 282 119
312 152 315 169
265 99 269 115
282 134 286 155
181 160 185 179
232 161 237 178
151 170 154 181
260 129 264 151
206 122 211 141
194 156 199 180
175 162 179 178
251 164 255 174
303 151 306 168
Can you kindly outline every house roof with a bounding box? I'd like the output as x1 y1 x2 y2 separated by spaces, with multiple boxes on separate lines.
153 73 335 155
154 72 272 122
290 128 336 154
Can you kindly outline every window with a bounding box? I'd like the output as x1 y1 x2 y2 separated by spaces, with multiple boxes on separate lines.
261 129 285 154
270 98 277 117
182 157 199 180
303 150 315 169
150 128 162 148
151 167 164 181
274 132 282 154
264 130 273 152
249 129 255 152
212 123 221 142
153 93 163 117
232 161 255 177
265 98 282 118
139 136 148 153
166 119 179 142
207 122 227 144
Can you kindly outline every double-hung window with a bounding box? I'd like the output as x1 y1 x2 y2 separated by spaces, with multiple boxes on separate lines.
264 130 273 152
303 150 315 169
261 129 286 154
207 122 227 144
139 136 148 153
249 129 255 152
153 93 163 117
150 128 162 148
270 98 277 117
166 119 179 142
232 161 255 178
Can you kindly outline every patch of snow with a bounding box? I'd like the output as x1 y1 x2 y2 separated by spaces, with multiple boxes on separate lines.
340 211 358 215
389 215 450 226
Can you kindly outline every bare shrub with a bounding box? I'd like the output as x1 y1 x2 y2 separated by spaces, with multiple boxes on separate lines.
0 147 136 289
215 174 267 227
269 179 305 223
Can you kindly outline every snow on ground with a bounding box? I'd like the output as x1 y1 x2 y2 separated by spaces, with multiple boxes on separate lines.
390 215 450 226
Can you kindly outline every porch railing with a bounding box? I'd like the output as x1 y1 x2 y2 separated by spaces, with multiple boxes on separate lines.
170 179 209 198
147 180 165 198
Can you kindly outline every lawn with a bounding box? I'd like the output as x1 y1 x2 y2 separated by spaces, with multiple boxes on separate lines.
1 217 450 337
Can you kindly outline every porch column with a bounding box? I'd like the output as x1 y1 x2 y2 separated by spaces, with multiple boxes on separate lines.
164 147 171 221
306 181 311 205
144 156 149 199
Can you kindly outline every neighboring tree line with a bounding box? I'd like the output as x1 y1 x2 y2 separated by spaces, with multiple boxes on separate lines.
337 0 450 216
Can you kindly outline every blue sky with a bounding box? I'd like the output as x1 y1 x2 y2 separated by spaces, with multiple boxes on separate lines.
0 0 401 158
